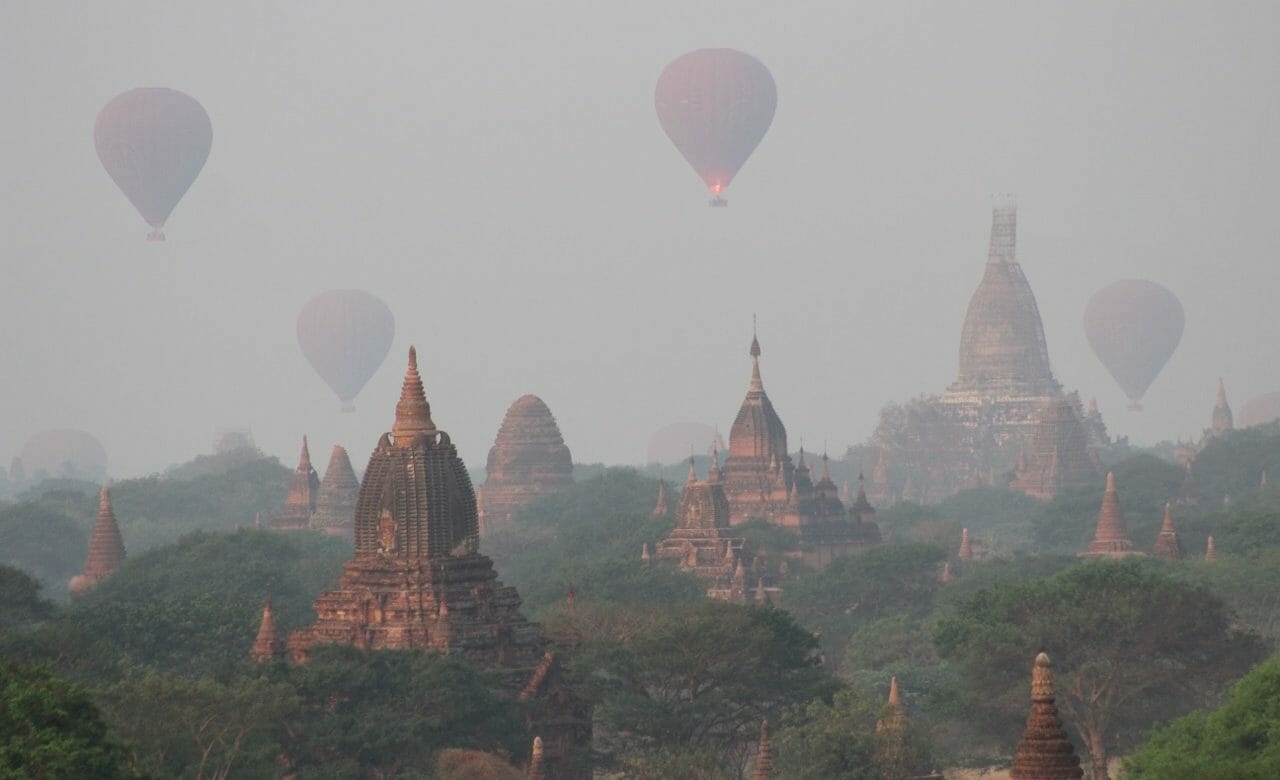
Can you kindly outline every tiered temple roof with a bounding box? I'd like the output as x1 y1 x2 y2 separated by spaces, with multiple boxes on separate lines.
1152 503 1184 560
751 720 773 780
1009 399 1103 500
271 437 320 529
653 457 765 603
1009 653 1084 779
479 394 574 535
1081 473 1140 559
312 444 359 537
958 528 973 561
69 484 126 598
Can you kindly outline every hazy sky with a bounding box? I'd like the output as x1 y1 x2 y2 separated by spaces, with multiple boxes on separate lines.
3 2 1279 478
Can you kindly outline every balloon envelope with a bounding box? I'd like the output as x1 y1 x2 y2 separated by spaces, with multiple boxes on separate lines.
94 88 212 240
1239 392 1280 428
20 429 108 482
647 422 725 465
1083 280 1184 409
655 48 776 199
297 290 395 411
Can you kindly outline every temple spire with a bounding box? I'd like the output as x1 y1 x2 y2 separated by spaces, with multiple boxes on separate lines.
959 528 973 561
821 451 832 483
299 436 312 470
1084 472 1138 558
751 719 773 780
709 446 722 482
1205 535 1216 562
392 346 436 444
687 456 698 483
652 479 669 515
250 596 285 663
1153 502 1184 560
1212 378 1234 435
988 201 1017 265
1009 653 1083 778
749 325 764 392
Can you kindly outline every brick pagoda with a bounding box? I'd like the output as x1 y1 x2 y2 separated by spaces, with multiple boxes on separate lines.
69 484 126 598
479 394 574 535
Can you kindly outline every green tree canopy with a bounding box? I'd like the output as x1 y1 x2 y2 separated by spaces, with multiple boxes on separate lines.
934 559 1269 779
1123 653 1280 779
0 662 134 779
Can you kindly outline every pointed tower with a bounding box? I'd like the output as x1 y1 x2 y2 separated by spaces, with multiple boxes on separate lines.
1082 473 1140 559
939 561 953 584
288 347 541 667
850 473 878 526
1152 503 1184 560
949 204 1060 397
1009 399 1102 500
313 444 359 537
69 484 126 598
272 436 320 529
1205 535 1216 563
1210 378 1234 437
722 329 794 526
652 479 669 516
479 394 574 535
751 720 773 780
708 446 723 482
958 528 973 561
876 676 906 734
527 736 545 780
1009 653 1084 779
250 596 285 662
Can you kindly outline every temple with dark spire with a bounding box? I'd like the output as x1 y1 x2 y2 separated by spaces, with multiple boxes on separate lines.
312 444 359 537
478 394 574 535
287 347 586 775
869 205 1099 503
721 330 794 526
1009 653 1084 779
250 596 285 662
1152 503 1184 560
69 484 126 598
1081 473 1141 559
271 436 320 530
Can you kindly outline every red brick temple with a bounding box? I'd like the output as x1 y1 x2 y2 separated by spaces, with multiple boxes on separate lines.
478 394 574 535
69 484 126 598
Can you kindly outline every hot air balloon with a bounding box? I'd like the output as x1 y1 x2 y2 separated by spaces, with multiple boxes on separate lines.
1240 392 1280 428
655 48 776 207
20 429 108 483
94 88 212 241
297 290 395 412
1083 280 1184 411
647 422 725 465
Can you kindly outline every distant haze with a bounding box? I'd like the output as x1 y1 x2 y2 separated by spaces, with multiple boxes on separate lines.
2 2 1279 477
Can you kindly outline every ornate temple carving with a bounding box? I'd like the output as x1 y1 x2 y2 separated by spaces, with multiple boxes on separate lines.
287 347 586 775
479 394 574 535
69 484 126 598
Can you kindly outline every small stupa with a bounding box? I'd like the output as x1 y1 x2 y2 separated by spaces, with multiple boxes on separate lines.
271 436 320 529
1080 473 1140 559
751 719 773 780
312 444 359 537
250 596 285 662
1151 503 1184 560
1009 653 1083 779
652 479 669 516
958 528 974 561
69 484 126 598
